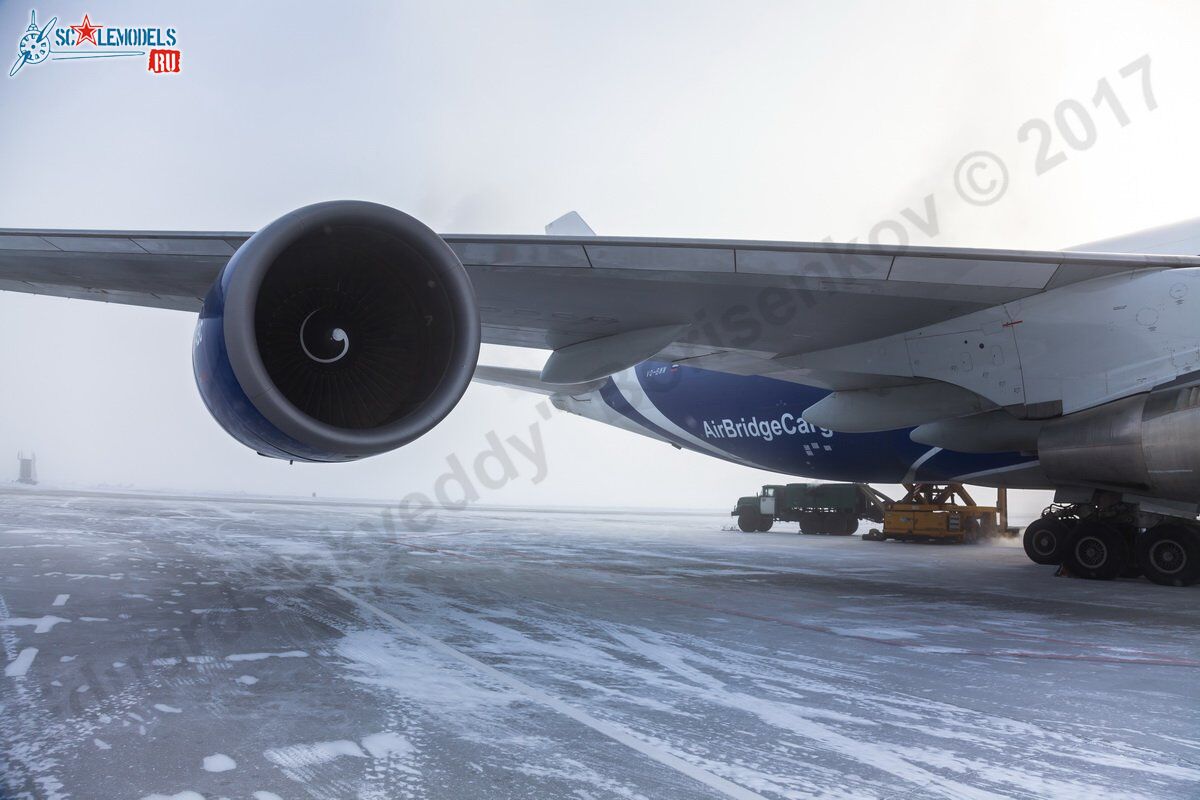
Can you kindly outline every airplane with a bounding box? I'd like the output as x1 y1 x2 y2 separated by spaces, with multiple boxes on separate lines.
2 201 1199 586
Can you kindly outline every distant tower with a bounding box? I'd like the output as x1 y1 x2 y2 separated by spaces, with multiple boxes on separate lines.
17 451 36 485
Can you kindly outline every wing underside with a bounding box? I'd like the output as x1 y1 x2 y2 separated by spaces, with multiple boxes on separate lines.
2 225 1199 386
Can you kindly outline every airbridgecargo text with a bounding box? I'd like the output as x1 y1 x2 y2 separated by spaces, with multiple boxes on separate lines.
701 414 833 443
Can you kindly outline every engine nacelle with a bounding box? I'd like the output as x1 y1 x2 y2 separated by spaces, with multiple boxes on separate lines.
1039 385 1200 503
193 201 480 462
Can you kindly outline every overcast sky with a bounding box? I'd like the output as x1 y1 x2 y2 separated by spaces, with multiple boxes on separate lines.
1 1 1199 516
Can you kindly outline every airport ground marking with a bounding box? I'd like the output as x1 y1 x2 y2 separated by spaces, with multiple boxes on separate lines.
4 646 38 677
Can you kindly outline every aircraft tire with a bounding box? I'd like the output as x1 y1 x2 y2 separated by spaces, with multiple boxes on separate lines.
1138 524 1200 587
1063 521 1128 580
1023 518 1069 565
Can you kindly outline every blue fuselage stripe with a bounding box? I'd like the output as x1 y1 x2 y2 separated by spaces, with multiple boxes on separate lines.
594 361 1036 484
597 379 697 452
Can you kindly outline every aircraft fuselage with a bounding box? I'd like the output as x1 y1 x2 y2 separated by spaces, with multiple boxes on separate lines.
554 361 1043 487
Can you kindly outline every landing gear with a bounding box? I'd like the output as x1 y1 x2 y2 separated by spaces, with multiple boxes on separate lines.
1138 524 1200 587
1023 497 1200 586
1062 521 1129 581
1023 518 1070 565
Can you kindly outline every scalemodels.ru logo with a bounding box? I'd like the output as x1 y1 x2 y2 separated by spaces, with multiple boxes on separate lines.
9 9 181 77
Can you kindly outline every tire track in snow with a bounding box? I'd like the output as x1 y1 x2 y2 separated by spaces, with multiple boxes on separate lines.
329 584 771 800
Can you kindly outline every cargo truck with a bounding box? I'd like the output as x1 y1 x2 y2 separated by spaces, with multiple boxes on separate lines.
732 483 889 534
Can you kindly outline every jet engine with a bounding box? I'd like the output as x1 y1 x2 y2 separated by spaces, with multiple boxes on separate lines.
192 201 480 462
1038 384 1200 504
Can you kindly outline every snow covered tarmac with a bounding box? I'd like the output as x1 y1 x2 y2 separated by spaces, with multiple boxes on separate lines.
1 489 1197 799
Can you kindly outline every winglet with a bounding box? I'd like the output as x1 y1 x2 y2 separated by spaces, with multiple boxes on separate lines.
545 211 596 237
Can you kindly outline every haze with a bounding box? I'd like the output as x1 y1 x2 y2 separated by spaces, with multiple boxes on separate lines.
1 1 1198 516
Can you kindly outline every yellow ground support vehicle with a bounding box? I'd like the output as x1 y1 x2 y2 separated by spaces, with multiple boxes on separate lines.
864 483 1008 544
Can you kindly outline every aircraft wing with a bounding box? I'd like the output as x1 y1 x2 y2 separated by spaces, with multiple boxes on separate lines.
3 224 1200 388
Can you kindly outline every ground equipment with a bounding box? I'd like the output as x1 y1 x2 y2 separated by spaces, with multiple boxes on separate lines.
732 482 889 534
863 483 1003 544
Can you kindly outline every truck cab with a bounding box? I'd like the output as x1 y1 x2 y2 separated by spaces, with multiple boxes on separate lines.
731 485 784 532
760 486 777 517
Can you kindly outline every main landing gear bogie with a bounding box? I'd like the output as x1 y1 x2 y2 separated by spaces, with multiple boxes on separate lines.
1023 502 1200 586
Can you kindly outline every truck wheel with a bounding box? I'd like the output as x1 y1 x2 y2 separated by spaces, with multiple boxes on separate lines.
737 510 760 533
1023 518 1069 565
757 518 774 533
1138 524 1200 587
1063 522 1128 580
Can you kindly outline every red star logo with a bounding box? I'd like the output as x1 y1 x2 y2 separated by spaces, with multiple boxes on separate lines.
70 14 102 47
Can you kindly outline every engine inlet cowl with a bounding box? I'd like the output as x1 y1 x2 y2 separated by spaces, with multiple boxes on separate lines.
192 201 480 462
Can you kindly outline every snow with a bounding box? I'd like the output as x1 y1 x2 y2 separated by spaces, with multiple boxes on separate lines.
264 739 367 767
225 650 308 662
202 753 237 772
1 489 1197 800
360 731 413 759
51 594 69 606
